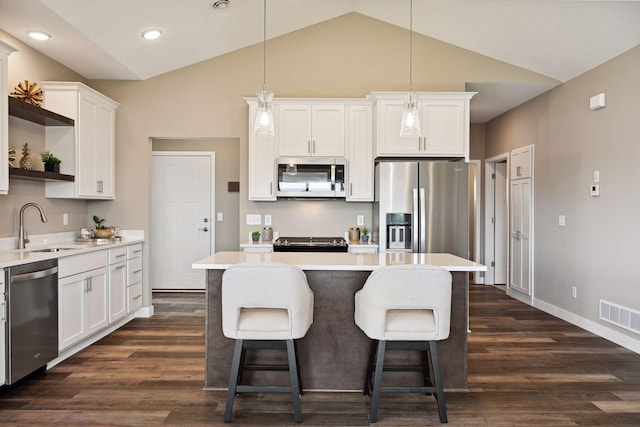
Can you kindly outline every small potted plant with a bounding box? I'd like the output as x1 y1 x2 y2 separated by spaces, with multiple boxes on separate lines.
93 215 113 239
361 227 370 243
251 230 261 243
41 151 61 173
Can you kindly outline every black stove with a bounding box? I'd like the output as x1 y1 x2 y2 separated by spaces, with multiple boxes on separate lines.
273 236 348 252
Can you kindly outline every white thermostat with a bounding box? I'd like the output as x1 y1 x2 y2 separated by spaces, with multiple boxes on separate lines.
590 184 600 197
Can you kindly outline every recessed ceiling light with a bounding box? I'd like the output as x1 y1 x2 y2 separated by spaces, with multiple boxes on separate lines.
27 30 52 41
211 0 230 10
141 29 162 40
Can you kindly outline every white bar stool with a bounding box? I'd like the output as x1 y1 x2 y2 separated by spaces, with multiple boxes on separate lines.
221 263 314 423
354 265 452 423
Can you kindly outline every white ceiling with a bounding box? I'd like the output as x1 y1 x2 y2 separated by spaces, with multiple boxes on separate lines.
1 0 639 122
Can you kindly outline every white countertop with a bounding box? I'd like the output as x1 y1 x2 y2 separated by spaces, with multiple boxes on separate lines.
0 231 145 268
193 251 486 272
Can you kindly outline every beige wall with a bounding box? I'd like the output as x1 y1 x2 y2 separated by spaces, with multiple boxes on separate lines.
484 44 640 344
0 30 89 238
86 13 553 245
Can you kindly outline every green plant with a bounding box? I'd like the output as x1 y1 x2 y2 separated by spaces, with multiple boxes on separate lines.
362 227 369 236
93 215 107 229
251 231 261 237
41 151 61 165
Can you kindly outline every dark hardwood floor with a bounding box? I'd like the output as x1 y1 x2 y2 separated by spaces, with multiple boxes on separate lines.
1 286 639 426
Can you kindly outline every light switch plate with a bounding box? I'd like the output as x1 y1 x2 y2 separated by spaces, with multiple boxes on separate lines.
217 212 223 221
356 215 364 226
590 184 600 197
264 215 272 226
559 215 566 227
246 214 261 225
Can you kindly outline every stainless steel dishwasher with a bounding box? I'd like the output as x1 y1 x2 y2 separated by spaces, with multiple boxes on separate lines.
5 259 59 384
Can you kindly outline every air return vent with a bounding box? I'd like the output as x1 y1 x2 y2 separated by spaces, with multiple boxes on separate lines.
600 300 640 335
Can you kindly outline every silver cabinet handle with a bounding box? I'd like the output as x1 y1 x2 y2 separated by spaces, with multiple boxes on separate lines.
270 182 273 195
312 140 316 154
307 140 311 154
198 227 208 232
350 183 353 196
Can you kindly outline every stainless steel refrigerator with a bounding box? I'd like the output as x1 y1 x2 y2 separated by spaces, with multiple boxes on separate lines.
373 160 469 257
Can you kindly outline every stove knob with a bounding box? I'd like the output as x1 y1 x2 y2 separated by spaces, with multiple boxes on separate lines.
332 239 337 245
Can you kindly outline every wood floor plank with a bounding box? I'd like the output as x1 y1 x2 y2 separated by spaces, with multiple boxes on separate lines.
0 287 638 426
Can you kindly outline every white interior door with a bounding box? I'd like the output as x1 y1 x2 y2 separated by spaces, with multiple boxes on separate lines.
509 178 532 295
494 162 508 284
151 152 214 290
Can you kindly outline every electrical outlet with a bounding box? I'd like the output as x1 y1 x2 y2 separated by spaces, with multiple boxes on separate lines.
246 214 261 225
558 215 566 227
217 212 223 221
356 215 364 226
264 215 272 226
63 213 68 225
571 286 577 299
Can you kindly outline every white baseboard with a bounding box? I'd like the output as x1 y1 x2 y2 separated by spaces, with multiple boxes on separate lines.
135 305 154 318
533 298 640 354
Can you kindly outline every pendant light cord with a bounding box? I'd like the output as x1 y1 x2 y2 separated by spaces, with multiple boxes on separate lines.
262 0 267 92
409 0 413 94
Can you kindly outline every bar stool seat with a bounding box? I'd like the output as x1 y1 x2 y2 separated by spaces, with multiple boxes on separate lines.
355 265 452 423
221 263 314 423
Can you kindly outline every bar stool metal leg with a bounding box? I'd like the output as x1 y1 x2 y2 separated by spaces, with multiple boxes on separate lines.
224 339 244 423
286 339 303 423
429 340 447 423
369 340 387 423
363 339 377 395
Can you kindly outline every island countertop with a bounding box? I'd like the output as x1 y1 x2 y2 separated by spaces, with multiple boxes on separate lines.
193 251 486 272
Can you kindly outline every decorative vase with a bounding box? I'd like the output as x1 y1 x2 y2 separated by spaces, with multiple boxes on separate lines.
362 235 370 243
19 143 33 170
94 228 113 239
252 234 260 243
348 227 360 243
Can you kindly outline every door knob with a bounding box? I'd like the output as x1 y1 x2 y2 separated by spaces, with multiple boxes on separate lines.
198 227 208 232
203 218 208 223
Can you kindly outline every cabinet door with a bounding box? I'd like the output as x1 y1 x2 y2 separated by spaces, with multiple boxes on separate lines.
311 105 345 156
278 104 312 156
77 93 100 197
86 267 109 336
248 104 277 200
346 105 373 201
510 178 532 295
95 104 115 198
376 99 421 156
109 262 127 323
59 273 87 350
0 47 11 195
511 145 533 179
0 270 6 384
421 100 465 156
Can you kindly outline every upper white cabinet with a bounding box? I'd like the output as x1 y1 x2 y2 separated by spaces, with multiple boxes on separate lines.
0 41 17 196
278 102 345 157
346 103 373 201
510 144 534 180
372 92 475 160
247 99 277 201
42 82 119 199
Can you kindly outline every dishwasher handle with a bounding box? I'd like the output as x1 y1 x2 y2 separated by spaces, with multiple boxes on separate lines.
11 266 58 283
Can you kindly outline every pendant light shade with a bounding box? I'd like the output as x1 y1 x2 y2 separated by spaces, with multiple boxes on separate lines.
400 0 421 137
254 0 275 136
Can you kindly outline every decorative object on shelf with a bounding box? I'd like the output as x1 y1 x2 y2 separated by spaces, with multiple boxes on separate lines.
261 226 273 242
92 215 114 238
361 227 370 243
41 150 61 173
400 0 421 137
10 80 44 107
19 143 34 170
251 230 261 242
349 226 361 243
254 0 275 136
8 146 16 167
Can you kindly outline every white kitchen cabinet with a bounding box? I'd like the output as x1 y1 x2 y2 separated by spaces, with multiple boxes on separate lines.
348 244 378 254
108 247 127 323
58 250 109 350
278 103 345 157
346 103 373 201
0 41 17 196
510 144 534 179
127 243 143 313
42 81 119 199
372 92 475 160
247 99 278 201
0 268 6 385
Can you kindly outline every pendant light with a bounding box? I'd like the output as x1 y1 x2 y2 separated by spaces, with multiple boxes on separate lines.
254 0 275 136
400 0 421 137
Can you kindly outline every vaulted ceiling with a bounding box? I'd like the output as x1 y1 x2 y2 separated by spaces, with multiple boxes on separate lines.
1 0 639 122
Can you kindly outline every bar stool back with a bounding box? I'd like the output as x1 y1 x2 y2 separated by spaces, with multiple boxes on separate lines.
355 264 452 423
222 263 314 423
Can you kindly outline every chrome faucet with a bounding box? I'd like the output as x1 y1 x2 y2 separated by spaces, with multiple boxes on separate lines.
18 203 48 249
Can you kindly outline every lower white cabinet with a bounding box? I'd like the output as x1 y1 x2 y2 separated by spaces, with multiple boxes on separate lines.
109 247 128 323
0 268 6 385
127 244 143 313
59 263 108 351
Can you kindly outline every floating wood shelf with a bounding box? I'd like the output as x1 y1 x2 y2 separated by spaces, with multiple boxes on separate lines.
8 96 74 127
9 168 75 182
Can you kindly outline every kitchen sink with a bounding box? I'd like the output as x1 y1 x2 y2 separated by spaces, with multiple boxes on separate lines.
28 247 75 253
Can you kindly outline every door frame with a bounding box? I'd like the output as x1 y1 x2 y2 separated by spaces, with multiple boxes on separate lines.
469 159 483 284
484 153 509 286
150 151 216 288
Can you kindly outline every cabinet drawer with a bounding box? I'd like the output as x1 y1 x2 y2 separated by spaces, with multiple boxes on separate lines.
128 282 143 313
59 251 108 278
127 243 143 259
109 247 127 264
128 257 143 284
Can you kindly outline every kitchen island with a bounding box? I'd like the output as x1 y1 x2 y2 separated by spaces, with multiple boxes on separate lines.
193 251 485 391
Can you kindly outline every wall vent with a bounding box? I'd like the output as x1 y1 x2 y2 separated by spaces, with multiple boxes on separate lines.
600 300 640 335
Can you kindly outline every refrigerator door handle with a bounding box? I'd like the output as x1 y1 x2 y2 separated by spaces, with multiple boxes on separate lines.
420 187 427 252
412 188 419 252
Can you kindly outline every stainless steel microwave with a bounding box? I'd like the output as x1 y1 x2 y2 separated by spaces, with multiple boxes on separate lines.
277 157 346 198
